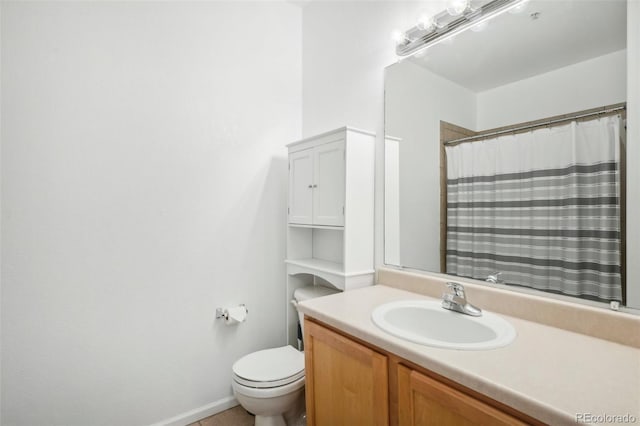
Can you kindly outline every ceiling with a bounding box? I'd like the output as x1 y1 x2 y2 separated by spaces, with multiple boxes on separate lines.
408 0 627 92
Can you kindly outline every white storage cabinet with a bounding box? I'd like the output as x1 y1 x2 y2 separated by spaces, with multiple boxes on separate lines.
289 140 345 226
285 127 375 345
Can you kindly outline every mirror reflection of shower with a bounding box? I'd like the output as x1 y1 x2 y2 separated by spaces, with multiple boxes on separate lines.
384 0 631 307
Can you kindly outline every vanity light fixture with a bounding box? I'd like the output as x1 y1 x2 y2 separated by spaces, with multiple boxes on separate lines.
446 0 471 17
390 29 412 44
394 0 527 58
416 13 436 31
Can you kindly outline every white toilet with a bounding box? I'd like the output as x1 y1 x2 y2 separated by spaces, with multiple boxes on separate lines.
231 285 339 426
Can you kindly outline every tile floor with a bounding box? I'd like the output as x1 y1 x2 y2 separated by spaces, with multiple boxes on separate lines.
188 406 254 426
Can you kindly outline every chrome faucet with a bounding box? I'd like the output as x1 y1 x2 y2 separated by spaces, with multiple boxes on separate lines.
442 282 482 317
486 272 502 284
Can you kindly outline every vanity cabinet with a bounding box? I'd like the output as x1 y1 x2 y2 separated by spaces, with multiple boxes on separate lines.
304 320 389 426
397 365 527 426
304 319 541 426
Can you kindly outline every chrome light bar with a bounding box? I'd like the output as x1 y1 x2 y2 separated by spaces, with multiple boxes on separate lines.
396 0 526 57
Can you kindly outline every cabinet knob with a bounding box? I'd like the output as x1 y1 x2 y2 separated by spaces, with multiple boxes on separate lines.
313 184 318 188
308 184 313 188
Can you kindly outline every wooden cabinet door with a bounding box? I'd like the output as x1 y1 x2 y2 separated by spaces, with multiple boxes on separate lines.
312 140 345 226
397 365 527 426
305 320 389 426
289 148 314 225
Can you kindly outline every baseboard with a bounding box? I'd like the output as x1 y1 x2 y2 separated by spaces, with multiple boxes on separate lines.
149 395 239 426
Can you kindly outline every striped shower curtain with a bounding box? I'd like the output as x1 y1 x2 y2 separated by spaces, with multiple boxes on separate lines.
445 115 623 302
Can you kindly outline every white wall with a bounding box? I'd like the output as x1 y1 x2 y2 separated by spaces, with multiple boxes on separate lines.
385 61 475 271
477 50 627 130
302 1 435 136
302 1 438 267
1 2 301 425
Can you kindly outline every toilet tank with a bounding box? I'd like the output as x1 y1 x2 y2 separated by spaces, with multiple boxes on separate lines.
293 285 340 336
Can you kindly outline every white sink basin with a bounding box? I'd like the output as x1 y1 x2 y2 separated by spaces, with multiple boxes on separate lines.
371 300 516 350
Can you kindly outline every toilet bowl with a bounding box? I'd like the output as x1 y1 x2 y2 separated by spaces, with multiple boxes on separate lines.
232 345 305 426
231 285 339 426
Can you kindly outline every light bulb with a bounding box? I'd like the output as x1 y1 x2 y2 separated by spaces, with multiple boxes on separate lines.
417 13 435 31
390 29 406 44
446 0 469 16
391 29 411 44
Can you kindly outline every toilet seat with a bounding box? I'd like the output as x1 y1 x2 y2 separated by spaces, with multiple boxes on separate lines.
232 375 305 399
232 345 304 389
233 371 304 388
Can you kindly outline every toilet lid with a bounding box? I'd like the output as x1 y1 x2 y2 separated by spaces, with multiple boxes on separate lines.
232 345 304 388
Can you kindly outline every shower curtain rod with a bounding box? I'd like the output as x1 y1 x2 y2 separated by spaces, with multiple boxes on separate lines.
444 105 626 146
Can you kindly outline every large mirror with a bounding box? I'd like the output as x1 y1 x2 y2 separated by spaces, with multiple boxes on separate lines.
384 0 634 308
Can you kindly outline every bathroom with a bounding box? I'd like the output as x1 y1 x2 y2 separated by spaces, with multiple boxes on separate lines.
1 0 638 425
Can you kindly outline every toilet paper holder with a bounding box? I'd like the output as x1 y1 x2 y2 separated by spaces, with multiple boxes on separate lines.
216 304 248 320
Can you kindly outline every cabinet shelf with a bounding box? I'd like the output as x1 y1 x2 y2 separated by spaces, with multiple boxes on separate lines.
285 258 343 275
285 258 375 277
285 258 375 294
288 223 344 231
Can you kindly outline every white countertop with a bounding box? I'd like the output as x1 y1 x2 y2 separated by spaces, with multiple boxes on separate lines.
297 285 640 426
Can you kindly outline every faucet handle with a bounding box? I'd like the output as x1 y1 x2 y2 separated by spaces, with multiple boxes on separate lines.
486 272 503 283
443 282 482 317
446 282 465 297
